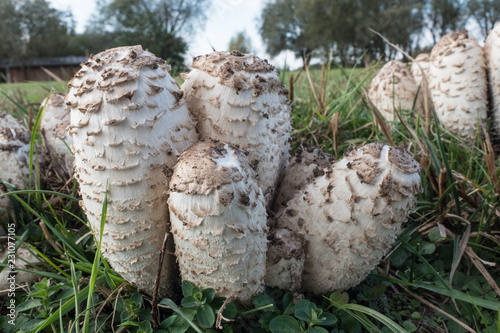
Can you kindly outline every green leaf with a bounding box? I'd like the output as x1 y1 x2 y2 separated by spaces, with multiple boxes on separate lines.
17 299 43 312
160 315 177 329
197 304 215 328
182 281 194 297
328 291 349 306
283 292 295 315
419 242 436 255
308 327 329 333
269 315 302 333
402 321 417 332
181 296 201 308
222 302 237 319
131 292 143 306
119 321 140 327
202 288 215 303
295 299 315 322
252 292 277 312
316 312 337 326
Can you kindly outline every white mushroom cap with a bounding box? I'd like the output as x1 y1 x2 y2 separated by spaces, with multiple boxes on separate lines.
367 60 425 123
168 140 268 304
485 22 500 143
66 45 198 296
40 93 74 179
429 30 488 140
275 143 422 295
410 53 430 88
265 227 305 291
273 145 334 211
0 111 31 189
181 51 292 206
0 245 40 289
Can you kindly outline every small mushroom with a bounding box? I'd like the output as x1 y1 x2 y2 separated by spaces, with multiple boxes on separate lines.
40 92 74 180
273 145 334 211
0 112 32 222
181 51 292 206
275 143 422 295
168 140 268 304
265 227 305 291
429 30 488 140
66 45 198 296
0 245 40 289
367 61 425 124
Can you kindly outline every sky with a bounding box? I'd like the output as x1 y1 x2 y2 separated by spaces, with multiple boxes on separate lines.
47 0 302 69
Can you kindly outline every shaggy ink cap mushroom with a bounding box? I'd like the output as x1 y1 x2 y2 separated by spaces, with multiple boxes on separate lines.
181 51 292 207
168 140 268 304
275 142 422 295
429 30 488 141
66 45 198 296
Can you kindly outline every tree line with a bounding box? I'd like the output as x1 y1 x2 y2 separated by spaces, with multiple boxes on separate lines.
0 0 498 72
260 0 500 65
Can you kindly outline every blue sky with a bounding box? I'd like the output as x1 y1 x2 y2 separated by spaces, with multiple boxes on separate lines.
47 0 302 68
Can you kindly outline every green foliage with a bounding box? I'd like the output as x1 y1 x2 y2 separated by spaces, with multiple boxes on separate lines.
0 0 75 64
228 31 254 54
89 0 209 69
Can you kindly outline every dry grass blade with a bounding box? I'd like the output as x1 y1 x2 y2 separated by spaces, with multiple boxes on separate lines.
320 62 326 113
304 59 324 113
439 168 447 213
330 112 340 159
289 73 294 102
481 126 500 195
40 221 63 254
364 90 394 146
400 284 476 333
41 66 65 83
438 219 471 290
369 28 433 134
464 247 500 297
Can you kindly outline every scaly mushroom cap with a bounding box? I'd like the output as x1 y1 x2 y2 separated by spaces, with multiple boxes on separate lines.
168 140 268 304
275 143 422 295
66 45 198 296
367 60 425 122
180 51 292 206
273 145 334 211
40 93 74 179
0 245 40 289
265 227 305 291
0 111 31 189
410 53 430 88
429 30 488 140
485 23 500 143
0 112 31 223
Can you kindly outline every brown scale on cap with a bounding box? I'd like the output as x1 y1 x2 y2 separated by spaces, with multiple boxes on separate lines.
275 143 422 295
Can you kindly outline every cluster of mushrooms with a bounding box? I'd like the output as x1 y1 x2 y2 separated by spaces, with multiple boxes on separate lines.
368 24 500 142
0 46 423 303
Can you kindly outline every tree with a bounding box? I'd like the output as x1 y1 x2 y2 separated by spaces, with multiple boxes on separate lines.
259 0 425 65
0 0 75 62
468 0 500 39
92 0 209 68
425 0 466 44
228 31 253 54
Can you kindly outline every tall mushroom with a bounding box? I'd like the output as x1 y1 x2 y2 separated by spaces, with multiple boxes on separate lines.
40 92 74 181
168 140 268 304
485 22 500 145
275 143 422 295
429 30 488 141
367 61 425 124
66 45 198 296
181 51 292 206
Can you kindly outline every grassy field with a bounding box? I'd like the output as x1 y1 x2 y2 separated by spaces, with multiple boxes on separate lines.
0 63 499 333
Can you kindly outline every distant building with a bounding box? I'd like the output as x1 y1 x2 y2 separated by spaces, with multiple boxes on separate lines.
0 56 87 83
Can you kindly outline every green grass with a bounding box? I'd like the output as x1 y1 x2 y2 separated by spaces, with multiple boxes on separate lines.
0 62 499 333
